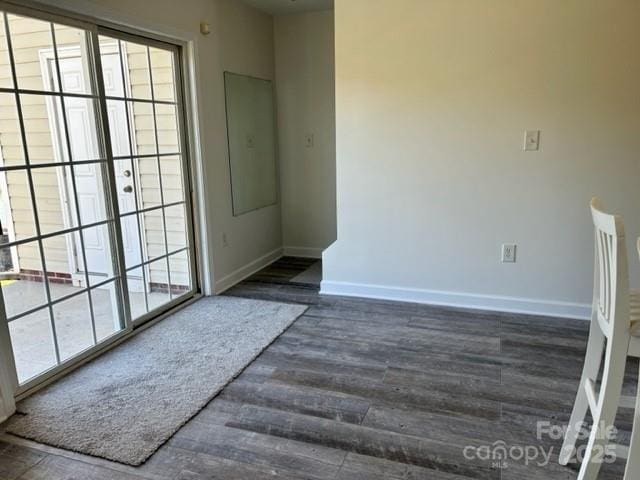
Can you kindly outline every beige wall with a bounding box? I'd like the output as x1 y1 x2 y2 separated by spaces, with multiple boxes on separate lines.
274 10 336 257
211 0 281 287
323 0 640 318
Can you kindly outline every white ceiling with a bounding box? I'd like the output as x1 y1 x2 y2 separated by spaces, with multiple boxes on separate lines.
241 0 334 16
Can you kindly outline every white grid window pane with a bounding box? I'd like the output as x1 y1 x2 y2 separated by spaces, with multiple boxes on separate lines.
139 209 166 263
149 46 175 102
6 14 58 92
107 100 131 157
164 203 186 251
91 280 122 342
136 156 161 209
80 222 116 285
53 24 94 95
154 103 179 154
159 155 184 204
3 168 37 240
41 231 77 300
0 92 24 165
168 249 190 299
98 36 124 97
9 308 57 383
52 291 93 361
119 213 142 269
73 162 110 225
125 265 147 320
0 14 14 89
121 41 151 100
31 165 78 235
63 97 102 162
129 101 155 155
0 240 47 318
146 257 170 308
19 94 65 165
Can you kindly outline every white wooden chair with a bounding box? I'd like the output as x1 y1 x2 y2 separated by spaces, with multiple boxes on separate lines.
559 198 640 480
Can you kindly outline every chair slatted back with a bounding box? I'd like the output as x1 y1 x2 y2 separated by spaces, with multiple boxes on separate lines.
590 198 629 336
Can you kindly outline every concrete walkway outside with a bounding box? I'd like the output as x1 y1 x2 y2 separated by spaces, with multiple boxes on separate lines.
3 279 169 383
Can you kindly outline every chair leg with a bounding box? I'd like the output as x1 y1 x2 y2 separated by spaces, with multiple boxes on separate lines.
560 321 606 465
623 368 640 479
576 339 628 480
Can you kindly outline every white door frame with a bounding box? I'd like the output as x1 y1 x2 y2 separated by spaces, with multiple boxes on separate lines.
39 46 87 285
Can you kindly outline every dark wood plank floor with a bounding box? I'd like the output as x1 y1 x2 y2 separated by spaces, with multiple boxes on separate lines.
0 256 635 479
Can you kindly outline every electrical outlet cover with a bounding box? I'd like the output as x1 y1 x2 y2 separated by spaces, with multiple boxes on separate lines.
502 244 517 263
305 133 314 148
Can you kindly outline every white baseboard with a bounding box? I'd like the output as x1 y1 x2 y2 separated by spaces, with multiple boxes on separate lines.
283 246 323 259
214 247 283 294
320 280 591 320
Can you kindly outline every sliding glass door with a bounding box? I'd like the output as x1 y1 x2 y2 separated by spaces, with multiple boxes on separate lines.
0 5 197 393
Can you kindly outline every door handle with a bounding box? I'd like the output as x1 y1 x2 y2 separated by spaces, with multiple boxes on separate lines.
123 185 133 193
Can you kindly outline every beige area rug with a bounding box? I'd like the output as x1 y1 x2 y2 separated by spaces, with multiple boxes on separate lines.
7 296 307 465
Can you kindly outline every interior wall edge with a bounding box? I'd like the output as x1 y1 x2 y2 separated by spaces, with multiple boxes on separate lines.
274 10 336 254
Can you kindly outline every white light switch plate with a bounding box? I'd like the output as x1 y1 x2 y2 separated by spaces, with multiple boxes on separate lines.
524 130 540 151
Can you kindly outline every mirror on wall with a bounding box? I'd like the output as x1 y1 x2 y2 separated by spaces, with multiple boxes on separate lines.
223 71 278 216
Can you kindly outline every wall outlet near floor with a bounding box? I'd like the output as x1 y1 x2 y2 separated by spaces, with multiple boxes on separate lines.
502 244 517 263
305 133 314 148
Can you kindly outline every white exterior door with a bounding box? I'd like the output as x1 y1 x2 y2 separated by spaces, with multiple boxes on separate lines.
57 54 141 284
